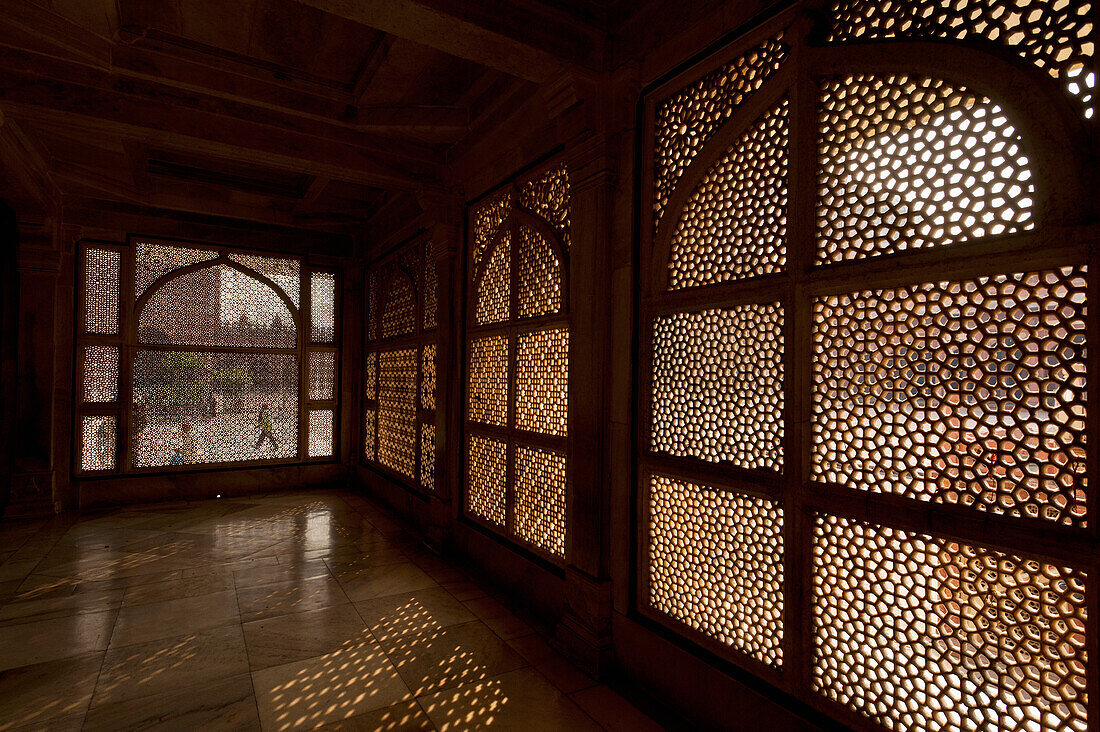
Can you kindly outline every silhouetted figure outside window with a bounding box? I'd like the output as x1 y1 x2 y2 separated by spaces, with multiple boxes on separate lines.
95 420 112 468
254 403 279 452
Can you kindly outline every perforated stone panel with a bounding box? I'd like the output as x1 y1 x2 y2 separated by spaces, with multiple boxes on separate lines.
467 434 507 526
310 272 336 343
364 408 376 461
515 328 568 437
84 248 120 335
378 348 416 479
817 75 1034 264
467 336 509 427
229 253 301 307
421 423 436 493
813 514 1088 732
364 352 377 401
383 274 416 340
473 191 512 267
827 0 1096 114
516 224 563 318
655 36 789 233
134 240 218 299
669 99 788 289
82 346 118 403
476 234 511 325
367 271 379 342
648 475 784 667
139 264 296 349
652 304 784 471
309 409 333 458
309 351 335 401
424 240 438 331
812 267 1088 526
421 344 436 412
514 446 566 557
131 350 299 467
81 416 117 471
518 163 571 249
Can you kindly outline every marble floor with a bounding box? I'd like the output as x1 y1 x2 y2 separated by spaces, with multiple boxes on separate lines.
0 489 663 731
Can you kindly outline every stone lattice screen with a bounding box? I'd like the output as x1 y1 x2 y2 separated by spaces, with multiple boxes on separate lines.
76 238 339 472
362 236 438 493
465 162 571 560
641 3 1094 731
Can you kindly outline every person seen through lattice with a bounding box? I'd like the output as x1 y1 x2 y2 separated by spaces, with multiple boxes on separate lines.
254 403 279 452
94 419 111 468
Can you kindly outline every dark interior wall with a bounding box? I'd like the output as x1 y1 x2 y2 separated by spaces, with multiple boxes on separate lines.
0 202 18 515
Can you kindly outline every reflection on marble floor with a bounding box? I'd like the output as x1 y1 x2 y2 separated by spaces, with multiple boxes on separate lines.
0 489 662 731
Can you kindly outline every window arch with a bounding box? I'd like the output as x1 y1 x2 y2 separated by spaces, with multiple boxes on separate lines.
465 162 571 560
640 6 1094 732
363 236 438 492
76 238 339 472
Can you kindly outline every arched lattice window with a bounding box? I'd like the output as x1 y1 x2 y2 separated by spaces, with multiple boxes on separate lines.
640 4 1095 731
465 162 571 560
76 238 339 472
363 236 438 492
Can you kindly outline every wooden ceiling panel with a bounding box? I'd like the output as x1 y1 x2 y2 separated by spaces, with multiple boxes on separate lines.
361 38 484 107
177 0 258 58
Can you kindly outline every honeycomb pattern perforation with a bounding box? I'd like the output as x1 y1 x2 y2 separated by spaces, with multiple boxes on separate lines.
655 36 788 233
378 348 416 479
514 446 566 557
652 304 784 471
812 267 1088 526
648 475 784 667
308 409 333 458
817 75 1034 264
518 164 571 250
467 434 507 526
473 191 512 268
516 328 568 437
382 274 416 340
669 98 788 289
83 346 118 403
467 336 509 427
518 224 563 318
309 351 335 401
813 514 1088 732
476 234 511 325
84 248 120 335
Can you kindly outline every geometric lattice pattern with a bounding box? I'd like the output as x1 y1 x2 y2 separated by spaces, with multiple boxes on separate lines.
139 264 297 349
229 253 301 307
131 350 299 467
383 274 416 340
812 267 1088 526
518 163 571 250
669 99 788 289
311 271 336 343
378 348 416 480
367 271 378 341
817 75 1034 265
648 475 784 667
472 191 512 267
467 434 507 527
514 446 567 557
421 344 436 412
826 0 1096 114
134 240 218 299
421 423 436 493
82 346 118 403
518 224 562 318
655 36 788 233
812 514 1089 732
467 336 509 427
81 416 117 471
476 234 511 326
515 328 568 437
309 409 334 458
652 305 783 471
364 352 377 401
424 240 438 331
309 351 336 401
363 408 376 462
83 248 120 335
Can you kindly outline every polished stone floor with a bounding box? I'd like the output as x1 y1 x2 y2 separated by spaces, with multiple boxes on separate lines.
0 489 662 731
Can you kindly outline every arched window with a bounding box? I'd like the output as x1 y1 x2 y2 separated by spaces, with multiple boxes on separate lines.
466 162 571 560
640 5 1093 731
76 238 339 472
363 236 438 492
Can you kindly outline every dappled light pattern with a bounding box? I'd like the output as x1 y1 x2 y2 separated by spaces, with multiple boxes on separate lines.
467 435 507 527
134 240 218 299
517 224 562 317
514 447 567 557
83 247 119 334
652 305 784 471
669 98 788 289
648 475 784 667
81 415 117 471
467 337 509 427
139 264 296 349
378 349 416 479
812 267 1088 526
132 350 298 467
827 0 1096 115
515 328 568 437
476 235 512 326
82 346 118 403
817 75 1033 264
813 514 1088 732
654 35 788 233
